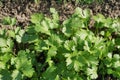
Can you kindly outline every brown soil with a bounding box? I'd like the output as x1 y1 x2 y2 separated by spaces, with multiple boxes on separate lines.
0 0 120 27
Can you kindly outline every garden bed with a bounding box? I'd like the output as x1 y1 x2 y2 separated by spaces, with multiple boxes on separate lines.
0 0 120 80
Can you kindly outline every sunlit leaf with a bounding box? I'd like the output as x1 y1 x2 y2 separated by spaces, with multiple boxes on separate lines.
86 66 98 79
8 30 15 38
12 70 22 80
0 38 7 47
31 13 44 24
48 46 57 57
15 50 34 77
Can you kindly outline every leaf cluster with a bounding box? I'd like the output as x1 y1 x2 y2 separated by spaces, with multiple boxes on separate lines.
0 7 120 80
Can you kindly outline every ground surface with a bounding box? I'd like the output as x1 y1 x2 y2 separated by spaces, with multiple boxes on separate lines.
0 0 120 27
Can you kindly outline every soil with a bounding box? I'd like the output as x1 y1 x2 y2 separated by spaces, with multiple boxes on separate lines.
0 0 120 27
0 0 120 79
